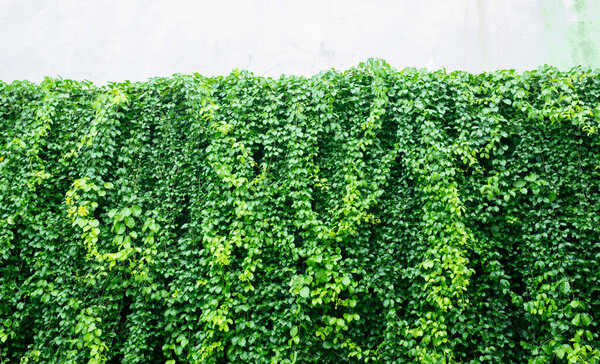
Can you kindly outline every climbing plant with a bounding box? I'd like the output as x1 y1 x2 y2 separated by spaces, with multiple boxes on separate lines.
1 60 599 363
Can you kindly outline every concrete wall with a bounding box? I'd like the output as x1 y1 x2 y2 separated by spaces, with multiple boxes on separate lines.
1 0 599 83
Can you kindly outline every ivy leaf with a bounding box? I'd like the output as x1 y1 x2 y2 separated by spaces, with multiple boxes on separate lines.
115 223 126 235
300 287 310 298
124 216 135 228
581 314 591 326
562 281 570 295
131 205 142 217
572 314 581 326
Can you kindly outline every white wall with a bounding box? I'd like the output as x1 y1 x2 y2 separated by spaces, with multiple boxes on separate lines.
1 0 599 83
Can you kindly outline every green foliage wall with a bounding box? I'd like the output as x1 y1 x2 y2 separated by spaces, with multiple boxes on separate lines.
1 60 599 363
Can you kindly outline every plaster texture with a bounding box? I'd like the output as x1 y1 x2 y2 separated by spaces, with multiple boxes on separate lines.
1 0 599 83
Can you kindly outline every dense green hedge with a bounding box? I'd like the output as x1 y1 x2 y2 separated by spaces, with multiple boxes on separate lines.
1 60 600 363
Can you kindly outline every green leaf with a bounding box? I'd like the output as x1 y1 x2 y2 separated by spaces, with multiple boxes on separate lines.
562 281 571 295
124 216 135 228
113 235 123 245
115 223 126 235
580 314 591 326
300 287 310 298
131 205 142 217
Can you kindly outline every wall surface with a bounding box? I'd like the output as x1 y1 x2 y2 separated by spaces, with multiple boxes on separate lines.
1 0 600 83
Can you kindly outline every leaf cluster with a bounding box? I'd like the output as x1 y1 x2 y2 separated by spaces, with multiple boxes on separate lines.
1 62 600 363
